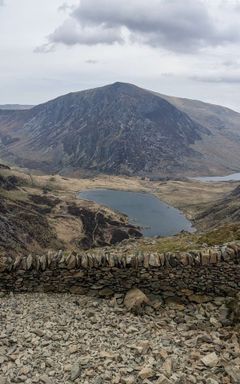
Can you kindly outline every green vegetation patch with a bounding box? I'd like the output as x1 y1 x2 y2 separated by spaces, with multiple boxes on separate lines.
137 223 240 254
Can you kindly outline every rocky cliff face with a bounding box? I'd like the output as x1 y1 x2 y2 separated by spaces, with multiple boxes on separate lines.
0 82 240 175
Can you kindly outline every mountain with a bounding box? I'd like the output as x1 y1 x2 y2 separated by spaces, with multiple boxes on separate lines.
0 82 239 176
0 104 34 110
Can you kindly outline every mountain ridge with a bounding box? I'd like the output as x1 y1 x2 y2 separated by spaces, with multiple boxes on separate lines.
0 104 34 110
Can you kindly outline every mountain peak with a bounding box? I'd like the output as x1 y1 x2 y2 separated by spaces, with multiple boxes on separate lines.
111 81 128 87
0 82 240 176
107 81 140 92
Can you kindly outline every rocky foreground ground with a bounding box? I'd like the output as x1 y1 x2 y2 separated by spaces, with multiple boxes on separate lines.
0 292 240 384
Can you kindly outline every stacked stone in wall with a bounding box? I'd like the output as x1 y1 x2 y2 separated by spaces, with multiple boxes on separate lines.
0 242 240 296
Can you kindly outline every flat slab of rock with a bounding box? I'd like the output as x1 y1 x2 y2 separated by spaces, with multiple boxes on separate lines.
201 352 219 367
138 366 154 379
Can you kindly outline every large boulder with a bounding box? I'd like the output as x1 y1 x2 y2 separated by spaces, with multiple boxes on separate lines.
124 288 149 314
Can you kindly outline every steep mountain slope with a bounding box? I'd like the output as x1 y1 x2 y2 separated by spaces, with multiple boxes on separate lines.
158 93 240 174
0 82 239 176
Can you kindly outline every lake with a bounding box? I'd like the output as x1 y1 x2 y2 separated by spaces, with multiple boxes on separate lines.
194 172 240 182
79 189 193 237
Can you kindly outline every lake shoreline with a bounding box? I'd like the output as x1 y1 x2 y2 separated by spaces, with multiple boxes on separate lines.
79 189 194 237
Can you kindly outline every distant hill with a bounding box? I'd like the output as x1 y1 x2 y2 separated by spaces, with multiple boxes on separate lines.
0 104 34 110
158 93 240 175
196 184 240 229
0 82 239 176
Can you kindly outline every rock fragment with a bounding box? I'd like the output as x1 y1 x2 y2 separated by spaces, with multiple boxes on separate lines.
201 352 219 368
138 366 154 380
71 363 81 381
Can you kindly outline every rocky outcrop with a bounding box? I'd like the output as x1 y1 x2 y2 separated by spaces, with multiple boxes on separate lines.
0 163 10 169
0 174 21 190
67 203 142 249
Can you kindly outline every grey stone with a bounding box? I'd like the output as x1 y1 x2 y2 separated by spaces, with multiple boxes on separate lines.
201 352 219 368
71 363 81 381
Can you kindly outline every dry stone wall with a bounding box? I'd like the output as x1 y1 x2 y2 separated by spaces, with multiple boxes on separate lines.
0 242 240 297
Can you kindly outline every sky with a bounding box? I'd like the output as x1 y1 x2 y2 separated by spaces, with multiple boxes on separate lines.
0 0 240 111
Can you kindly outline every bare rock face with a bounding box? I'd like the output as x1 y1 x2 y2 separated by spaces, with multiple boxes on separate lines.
124 288 149 314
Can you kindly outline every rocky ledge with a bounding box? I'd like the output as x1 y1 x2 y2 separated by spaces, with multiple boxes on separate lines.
0 292 240 384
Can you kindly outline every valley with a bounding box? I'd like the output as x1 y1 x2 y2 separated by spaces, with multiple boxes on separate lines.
0 162 239 257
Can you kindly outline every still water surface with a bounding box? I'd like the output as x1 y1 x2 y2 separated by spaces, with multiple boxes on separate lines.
79 189 193 237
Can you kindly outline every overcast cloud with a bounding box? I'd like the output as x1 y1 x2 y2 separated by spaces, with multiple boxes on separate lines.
49 0 240 53
0 0 240 112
